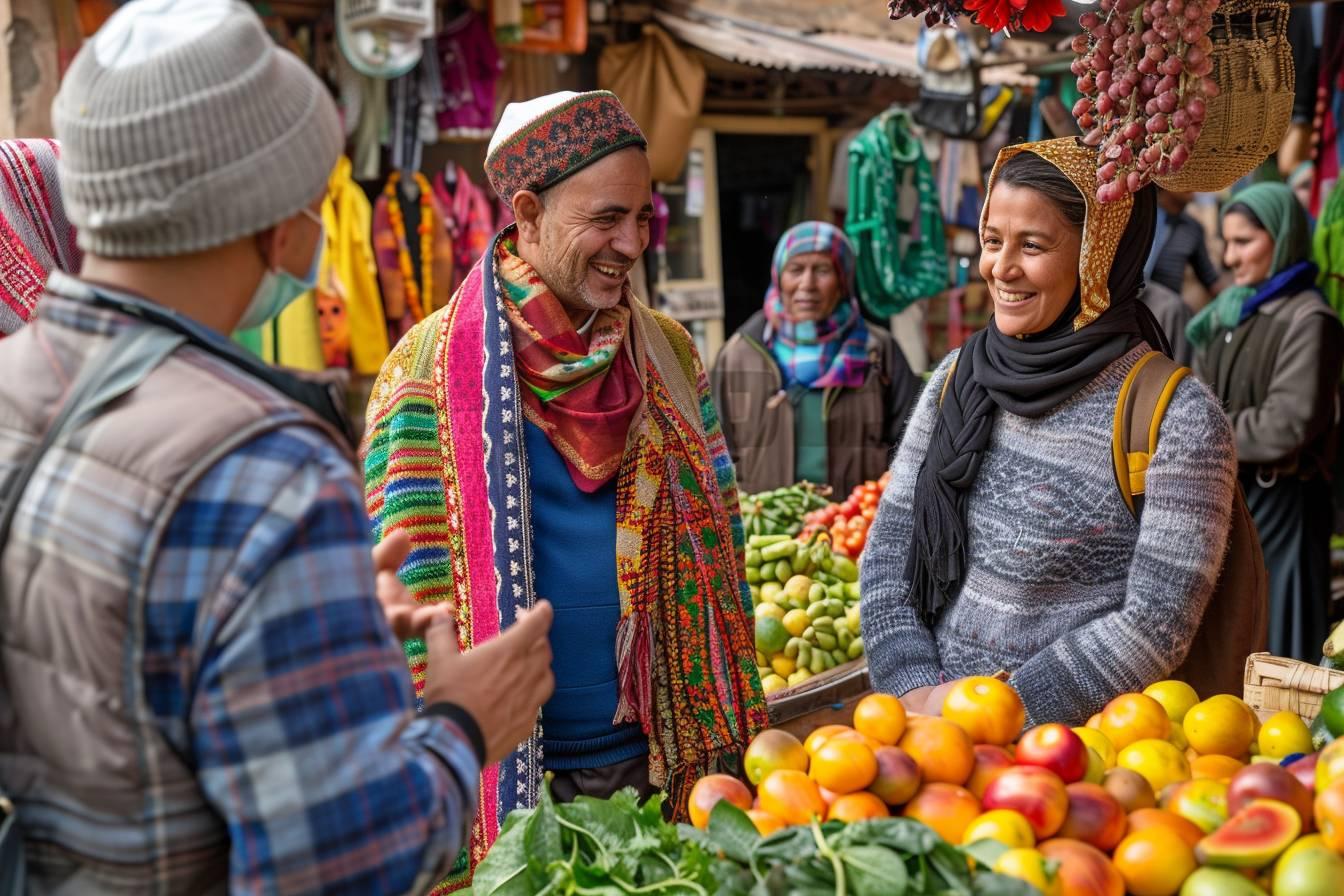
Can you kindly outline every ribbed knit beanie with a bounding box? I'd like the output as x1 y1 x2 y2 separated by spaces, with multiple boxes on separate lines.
53 0 342 258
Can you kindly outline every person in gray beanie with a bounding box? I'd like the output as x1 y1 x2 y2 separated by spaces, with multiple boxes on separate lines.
0 2 553 894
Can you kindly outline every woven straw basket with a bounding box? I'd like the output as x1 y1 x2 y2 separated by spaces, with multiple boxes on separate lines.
1243 652 1344 723
1154 0 1294 193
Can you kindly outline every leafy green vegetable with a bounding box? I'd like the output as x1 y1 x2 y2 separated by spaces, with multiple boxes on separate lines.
470 777 1042 895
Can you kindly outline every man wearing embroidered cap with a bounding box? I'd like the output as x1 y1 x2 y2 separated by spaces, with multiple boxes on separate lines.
364 90 766 884
0 1 555 893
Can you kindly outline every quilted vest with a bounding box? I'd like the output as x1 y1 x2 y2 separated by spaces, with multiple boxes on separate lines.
0 285 346 893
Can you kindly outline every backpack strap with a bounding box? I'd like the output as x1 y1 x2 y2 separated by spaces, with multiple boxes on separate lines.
939 359 958 406
1113 351 1191 517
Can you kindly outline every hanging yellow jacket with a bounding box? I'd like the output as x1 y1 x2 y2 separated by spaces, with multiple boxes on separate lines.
233 288 327 372
321 155 389 374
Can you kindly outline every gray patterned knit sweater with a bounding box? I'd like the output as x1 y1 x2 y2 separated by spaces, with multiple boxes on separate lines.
860 345 1237 726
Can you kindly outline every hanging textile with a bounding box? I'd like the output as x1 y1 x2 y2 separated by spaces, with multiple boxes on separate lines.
434 163 496 296
846 108 949 317
234 294 327 372
597 24 706 182
373 172 455 343
324 155 390 374
436 8 502 137
1315 179 1344 319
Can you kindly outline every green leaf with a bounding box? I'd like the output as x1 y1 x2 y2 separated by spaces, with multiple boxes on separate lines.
835 817 944 855
524 784 565 875
842 844 910 896
961 839 1011 871
706 800 761 864
470 815 536 896
970 871 1045 896
927 841 975 893
558 795 637 856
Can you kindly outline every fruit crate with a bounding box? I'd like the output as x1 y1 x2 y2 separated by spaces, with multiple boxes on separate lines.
766 659 870 741
1243 651 1344 723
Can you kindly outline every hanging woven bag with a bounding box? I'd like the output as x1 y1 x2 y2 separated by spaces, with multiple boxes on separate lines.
1155 0 1294 192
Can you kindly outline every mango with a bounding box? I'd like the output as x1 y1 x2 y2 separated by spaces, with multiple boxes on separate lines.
1271 838 1344 896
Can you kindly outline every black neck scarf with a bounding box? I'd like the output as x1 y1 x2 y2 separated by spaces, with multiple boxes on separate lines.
905 181 1164 626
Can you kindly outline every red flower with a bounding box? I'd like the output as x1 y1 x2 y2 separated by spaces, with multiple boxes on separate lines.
1019 0 1066 31
964 0 1064 32
963 0 1013 32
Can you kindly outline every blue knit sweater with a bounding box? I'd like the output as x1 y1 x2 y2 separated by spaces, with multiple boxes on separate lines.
525 421 646 771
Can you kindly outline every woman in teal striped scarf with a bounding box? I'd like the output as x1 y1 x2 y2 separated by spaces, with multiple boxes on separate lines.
711 221 919 495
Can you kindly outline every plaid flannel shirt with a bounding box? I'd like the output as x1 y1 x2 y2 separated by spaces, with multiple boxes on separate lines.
145 423 480 892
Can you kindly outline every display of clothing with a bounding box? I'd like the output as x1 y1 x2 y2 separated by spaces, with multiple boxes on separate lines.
846 107 949 317
372 172 456 344
321 155 390 374
434 162 496 295
436 9 503 137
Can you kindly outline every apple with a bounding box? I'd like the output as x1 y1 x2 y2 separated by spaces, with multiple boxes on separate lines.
1016 723 1089 784
1038 838 1125 896
868 745 921 807
1286 753 1318 793
966 744 1016 800
1056 782 1127 851
982 765 1070 840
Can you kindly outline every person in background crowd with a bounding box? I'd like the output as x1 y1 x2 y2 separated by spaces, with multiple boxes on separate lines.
1290 162 1317 228
1147 188 1228 306
0 2 554 892
711 221 919 495
1189 182 1344 661
1140 280 1194 366
861 139 1236 726
362 90 767 887
0 139 80 336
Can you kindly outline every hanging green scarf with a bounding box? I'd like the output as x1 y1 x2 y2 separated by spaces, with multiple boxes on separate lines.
845 108 948 317
1314 179 1344 319
1187 182 1314 350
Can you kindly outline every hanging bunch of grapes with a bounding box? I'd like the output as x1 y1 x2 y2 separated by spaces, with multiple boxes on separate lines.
1071 0 1221 202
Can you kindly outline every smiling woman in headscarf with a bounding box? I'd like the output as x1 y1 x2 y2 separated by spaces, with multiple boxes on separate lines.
711 221 918 495
860 138 1237 726
1189 182 1344 661
0 139 80 335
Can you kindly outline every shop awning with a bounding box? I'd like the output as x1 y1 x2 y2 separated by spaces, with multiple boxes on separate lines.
653 6 920 80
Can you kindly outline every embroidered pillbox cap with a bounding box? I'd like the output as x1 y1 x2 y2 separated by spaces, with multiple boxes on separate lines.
53 0 342 258
485 90 647 203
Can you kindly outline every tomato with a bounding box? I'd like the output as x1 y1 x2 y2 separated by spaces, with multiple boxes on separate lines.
861 507 877 521
845 534 865 553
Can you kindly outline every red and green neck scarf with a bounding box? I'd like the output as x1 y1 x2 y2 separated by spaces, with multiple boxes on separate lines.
497 237 643 491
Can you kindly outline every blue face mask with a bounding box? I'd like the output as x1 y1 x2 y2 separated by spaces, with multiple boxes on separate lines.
237 208 324 331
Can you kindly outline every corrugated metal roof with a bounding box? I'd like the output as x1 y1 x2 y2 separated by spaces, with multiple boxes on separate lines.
654 7 919 79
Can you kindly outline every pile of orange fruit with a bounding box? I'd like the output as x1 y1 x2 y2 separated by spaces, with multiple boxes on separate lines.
799 472 889 558
687 678 1344 895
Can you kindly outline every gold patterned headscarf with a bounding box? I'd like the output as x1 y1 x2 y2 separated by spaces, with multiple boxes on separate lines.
906 138 1159 630
981 138 1134 331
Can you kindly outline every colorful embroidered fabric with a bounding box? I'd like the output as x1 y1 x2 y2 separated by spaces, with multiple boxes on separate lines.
484 90 646 201
762 221 871 390
0 139 80 335
497 237 642 491
362 230 766 891
372 179 455 344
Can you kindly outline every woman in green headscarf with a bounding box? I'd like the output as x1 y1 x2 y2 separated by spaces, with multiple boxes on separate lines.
1188 182 1344 661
